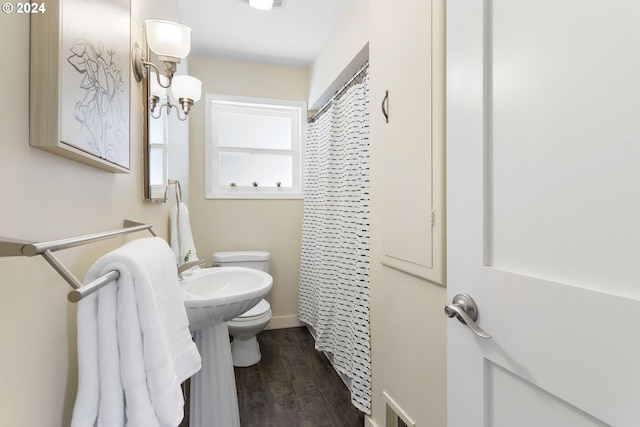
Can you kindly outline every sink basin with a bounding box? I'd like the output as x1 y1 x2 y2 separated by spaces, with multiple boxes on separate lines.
179 266 273 427
181 266 273 329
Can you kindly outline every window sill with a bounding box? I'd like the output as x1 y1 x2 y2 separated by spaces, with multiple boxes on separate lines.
205 189 303 200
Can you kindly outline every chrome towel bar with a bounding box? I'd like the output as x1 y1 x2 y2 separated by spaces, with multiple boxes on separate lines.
0 220 156 302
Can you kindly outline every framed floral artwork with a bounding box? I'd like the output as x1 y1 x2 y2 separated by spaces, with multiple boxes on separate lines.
30 0 131 173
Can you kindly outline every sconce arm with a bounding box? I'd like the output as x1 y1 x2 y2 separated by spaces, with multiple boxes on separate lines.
144 61 173 89
149 100 192 122
150 101 170 119
131 42 174 88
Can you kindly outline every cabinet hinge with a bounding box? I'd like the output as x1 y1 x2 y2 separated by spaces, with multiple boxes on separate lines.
430 208 436 227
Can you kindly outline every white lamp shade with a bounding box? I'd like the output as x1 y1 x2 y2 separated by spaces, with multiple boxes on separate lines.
149 71 168 98
249 0 274 10
145 19 191 59
171 75 202 102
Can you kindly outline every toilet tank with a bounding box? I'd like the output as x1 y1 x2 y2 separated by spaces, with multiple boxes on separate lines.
213 251 270 273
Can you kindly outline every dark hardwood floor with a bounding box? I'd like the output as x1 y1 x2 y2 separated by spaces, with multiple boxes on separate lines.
235 327 364 427
181 327 364 427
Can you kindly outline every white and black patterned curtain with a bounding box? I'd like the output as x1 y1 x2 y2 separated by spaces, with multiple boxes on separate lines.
298 72 371 414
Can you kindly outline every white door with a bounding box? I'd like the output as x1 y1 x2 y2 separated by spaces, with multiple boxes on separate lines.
447 1 640 426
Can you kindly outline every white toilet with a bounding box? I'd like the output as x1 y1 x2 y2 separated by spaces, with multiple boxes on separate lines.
214 251 273 367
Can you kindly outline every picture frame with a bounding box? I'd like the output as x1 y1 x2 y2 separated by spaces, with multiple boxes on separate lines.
30 0 131 173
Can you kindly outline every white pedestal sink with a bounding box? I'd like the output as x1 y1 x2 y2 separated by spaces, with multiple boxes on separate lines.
180 266 273 427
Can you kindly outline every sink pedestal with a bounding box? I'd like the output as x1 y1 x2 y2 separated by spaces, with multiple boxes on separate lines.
190 322 240 427
181 267 273 427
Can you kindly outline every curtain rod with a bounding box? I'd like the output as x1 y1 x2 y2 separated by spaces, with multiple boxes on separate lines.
308 61 369 123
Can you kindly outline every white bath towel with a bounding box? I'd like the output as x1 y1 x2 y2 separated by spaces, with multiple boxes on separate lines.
170 202 199 265
71 237 201 427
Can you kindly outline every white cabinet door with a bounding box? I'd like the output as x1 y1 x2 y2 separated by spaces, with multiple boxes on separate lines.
447 1 640 425
369 0 445 283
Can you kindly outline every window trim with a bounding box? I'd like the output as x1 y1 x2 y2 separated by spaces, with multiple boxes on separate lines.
205 93 306 200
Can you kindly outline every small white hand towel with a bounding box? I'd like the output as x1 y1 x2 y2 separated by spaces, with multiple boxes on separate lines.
71 237 201 427
170 202 199 265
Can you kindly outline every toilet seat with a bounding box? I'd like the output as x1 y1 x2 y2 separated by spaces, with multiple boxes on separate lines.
235 299 271 320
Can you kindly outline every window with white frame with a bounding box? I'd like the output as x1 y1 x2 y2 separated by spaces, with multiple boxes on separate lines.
205 94 306 199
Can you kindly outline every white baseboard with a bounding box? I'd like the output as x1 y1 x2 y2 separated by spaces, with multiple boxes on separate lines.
265 315 304 330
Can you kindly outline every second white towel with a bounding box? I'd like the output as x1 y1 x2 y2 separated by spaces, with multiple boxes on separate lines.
170 202 199 265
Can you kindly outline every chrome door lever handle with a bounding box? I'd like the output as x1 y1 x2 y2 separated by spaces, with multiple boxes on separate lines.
445 293 492 339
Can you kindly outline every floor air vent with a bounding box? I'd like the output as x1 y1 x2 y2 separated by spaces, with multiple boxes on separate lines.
383 391 415 427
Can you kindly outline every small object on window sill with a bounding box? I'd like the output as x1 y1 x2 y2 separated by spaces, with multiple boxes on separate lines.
230 182 237 187
253 181 259 187
277 182 282 187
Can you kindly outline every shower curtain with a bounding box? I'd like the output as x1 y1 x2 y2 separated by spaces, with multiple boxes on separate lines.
298 73 371 414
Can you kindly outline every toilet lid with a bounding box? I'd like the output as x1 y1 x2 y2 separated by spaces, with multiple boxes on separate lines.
239 299 271 318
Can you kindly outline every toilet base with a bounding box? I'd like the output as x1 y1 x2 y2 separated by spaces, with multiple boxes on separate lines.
230 336 261 367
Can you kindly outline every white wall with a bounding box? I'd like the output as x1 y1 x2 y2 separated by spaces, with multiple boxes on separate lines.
366 0 448 425
308 0 370 110
309 1 447 426
0 1 187 425
187 55 309 329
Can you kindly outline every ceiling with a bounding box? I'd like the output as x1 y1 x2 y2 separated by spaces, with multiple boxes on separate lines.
177 0 353 68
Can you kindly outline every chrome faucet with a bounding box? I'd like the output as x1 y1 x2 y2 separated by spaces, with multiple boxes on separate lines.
177 259 206 278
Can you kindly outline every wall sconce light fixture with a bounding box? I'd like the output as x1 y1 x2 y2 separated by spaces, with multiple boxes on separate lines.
149 71 202 121
249 0 275 10
134 19 202 120
132 19 191 89
243 0 284 10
